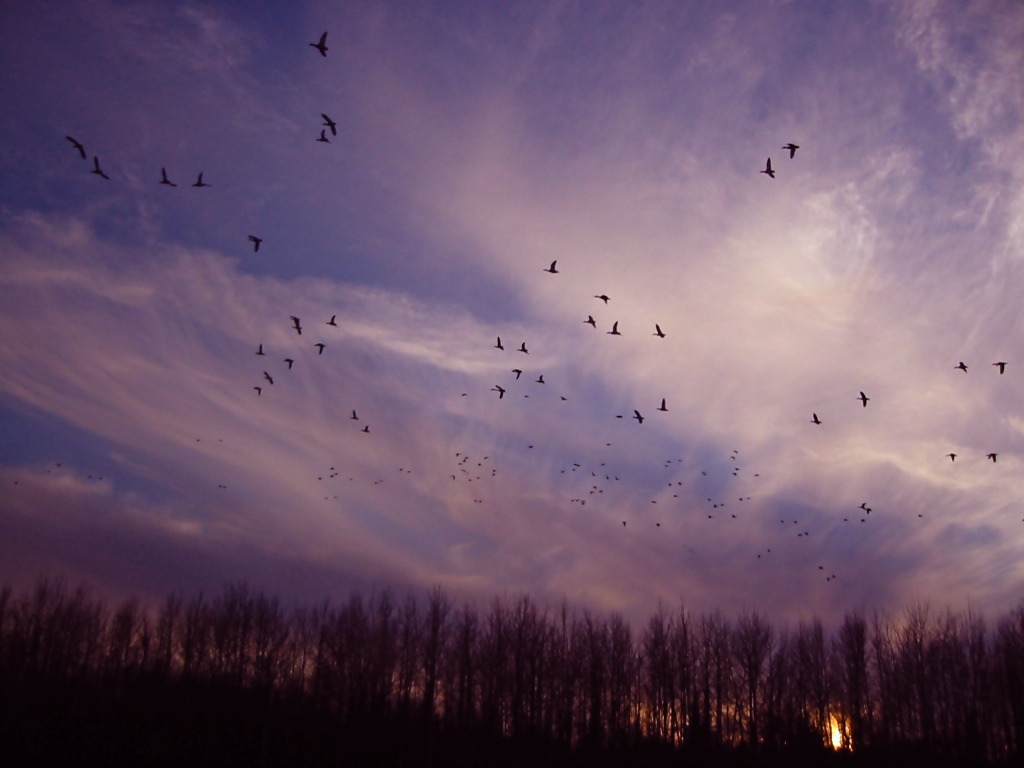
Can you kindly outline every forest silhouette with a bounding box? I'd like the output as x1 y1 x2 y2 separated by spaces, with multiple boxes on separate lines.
1 577 1021 767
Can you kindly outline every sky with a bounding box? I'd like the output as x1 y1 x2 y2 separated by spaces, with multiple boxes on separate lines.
2 0 1024 628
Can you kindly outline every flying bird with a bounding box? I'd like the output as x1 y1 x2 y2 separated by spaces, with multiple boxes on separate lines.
284 358 294 369
291 316 303 335
66 136 86 159
987 453 998 462
607 321 621 336
159 167 177 187
253 387 262 396
518 342 528 354
492 385 506 399
633 410 644 424
316 129 330 143
947 453 957 462
314 343 325 355
192 172 209 187
361 425 370 433
544 260 559 274
255 344 265 356
858 391 870 407
248 235 262 252
310 31 328 56
351 410 359 420
955 361 968 372
495 337 504 350
512 369 522 379
326 315 337 326
321 113 337 136
594 294 610 304
263 371 274 385
91 156 110 180
782 143 799 158
811 413 821 425
657 398 668 412
536 375 545 384
653 324 666 338
585 315 597 327
993 361 1008 374
760 158 775 178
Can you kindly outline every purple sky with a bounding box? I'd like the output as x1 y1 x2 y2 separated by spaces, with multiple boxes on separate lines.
2 0 1024 626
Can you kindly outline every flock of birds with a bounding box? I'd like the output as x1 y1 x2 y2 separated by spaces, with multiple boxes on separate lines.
45 27 1022 606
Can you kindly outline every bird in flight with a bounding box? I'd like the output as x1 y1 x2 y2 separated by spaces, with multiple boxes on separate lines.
607 321 621 336
253 386 262 396
987 453 998 462
322 114 337 136
512 369 522 379
811 413 822 425
291 316 303 335
518 342 528 354
255 343 265 356
657 398 668 412
351 410 359 420
495 337 504 350
248 235 262 252
632 410 644 424
993 361 1008 374
284 358 294 369
544 260 559 274
594 294 610 304
263 371 274 385
326 315 337 326
858 391 870 407
91 156 110 180
955 361 968 372
310 31 328 56
782 143 799 158
192 172 209 187
535 375 545 384
947 453 957 462
66 136 86 159
492 385 506 399
653 324 666 338
361 425 370 433
316 129 330 144
760 158 775 178
314 343 325 355
584 315 597 328
159 167 177 187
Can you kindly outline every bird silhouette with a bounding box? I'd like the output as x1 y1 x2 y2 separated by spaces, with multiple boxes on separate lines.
633 410 644 424
585 315 597 327
811 413 821 425
284 358 294 369
310 31 328 56
947 453 957 462
657 398 668 412
159 167 177 186
536 375 545 384
351 410 359 420
858 391 870 407
607 321 621 336
544 260 559 273
594 294 610 304
518 342 528 354
782 143 799 158
361 425 370 433
66 136 86 159
256 344 265 356
263 371 274 385
956 361 968 372
248 235 262 252
993 361 1008 374
512 369 522 379
192 172 209 187
326 315 337 326
253 386 262 396
291 316 303 335
316 129 330 143
760 158 775 178
91 156 110 180
314 343 325 355
492 385 506 399
987 453 998 462
495 337 504 350
321 113 337 136
654 324 666 338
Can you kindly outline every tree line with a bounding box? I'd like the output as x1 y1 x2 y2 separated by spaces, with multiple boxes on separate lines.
1 577 1021 767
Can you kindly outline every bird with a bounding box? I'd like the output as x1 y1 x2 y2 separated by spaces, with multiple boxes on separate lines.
947 453 957 462
544 260 559 274
284 358 294 369
858 391 870 407
536 375 545 384
263 371 274 385
657 398 668 412
653 324 666 338
314 343 325 355
326 315 337 326
253 387 262 396
351 410 359 420
361 425 370 433
159 167 177 187
321 113 337 135
760 158 775 178
492 385 506 399
993 362 1008 374
782 143 799 158
956 361 968 372
316 129 330 143
66 136 86 159
248 235 262 252
607 321 621 336
310 31 328 56
811 413 822 424
585 315 597 328
987 453 998 462
633 410 644 424
91 156 110 180
291 316 303 335
495 337 504 350
255 344 265 356
192 172 209 187
518 342 528 354
594 294 610 304
512 369 522 379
